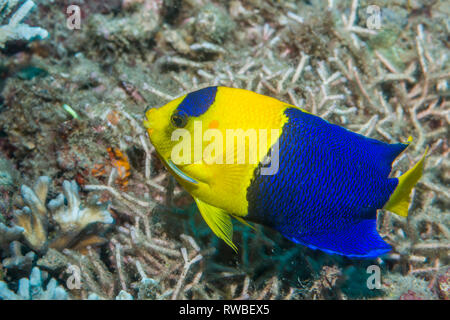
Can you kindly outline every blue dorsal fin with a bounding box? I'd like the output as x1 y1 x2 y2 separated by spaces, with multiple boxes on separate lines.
365 140 409 177
284 108 409 178
376 141 408 163
285 218 391 258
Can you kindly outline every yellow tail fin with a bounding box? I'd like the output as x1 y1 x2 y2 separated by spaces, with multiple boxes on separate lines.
384 147 428 217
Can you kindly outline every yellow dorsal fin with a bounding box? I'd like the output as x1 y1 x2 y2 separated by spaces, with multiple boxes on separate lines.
384 147 428 217
193 197 237 252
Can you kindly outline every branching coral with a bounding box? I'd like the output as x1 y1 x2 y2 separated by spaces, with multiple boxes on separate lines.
107 206 215 299
11 176 114 254
13 176 49 252
0 222 23 249
48 180 114 251
0 267 68 300
2 241 36 274
0 0 49 48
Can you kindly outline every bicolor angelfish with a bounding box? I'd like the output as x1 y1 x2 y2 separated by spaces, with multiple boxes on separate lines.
144 86 426 258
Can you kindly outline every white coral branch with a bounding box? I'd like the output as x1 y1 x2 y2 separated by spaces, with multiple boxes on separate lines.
0 0 49 48
48 180 114 234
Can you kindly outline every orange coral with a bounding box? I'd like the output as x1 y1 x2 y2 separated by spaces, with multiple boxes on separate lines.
107 147 131 189
91 163 107 178
107 110 120 126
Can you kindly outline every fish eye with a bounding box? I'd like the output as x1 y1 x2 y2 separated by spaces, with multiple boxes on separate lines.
171 111 188 128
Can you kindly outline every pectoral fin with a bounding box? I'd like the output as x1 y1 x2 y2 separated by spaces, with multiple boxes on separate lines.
233 215 255 230
193 197 237 252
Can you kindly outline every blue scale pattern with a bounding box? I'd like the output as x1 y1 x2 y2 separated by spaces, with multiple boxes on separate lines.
176 86 218 117
246 108 408 258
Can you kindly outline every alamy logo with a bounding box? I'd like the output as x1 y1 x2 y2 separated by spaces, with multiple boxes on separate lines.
66 5 81 30
66 264 82 290
170 121 280 175
366 5 381 30
366 265 382 289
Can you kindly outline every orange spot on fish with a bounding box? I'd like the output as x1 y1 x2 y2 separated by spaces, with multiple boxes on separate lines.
208 119 220 129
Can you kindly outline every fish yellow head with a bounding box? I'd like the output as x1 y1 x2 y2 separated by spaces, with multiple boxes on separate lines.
144 86 287 197
144 87 225 187
144 86 289 251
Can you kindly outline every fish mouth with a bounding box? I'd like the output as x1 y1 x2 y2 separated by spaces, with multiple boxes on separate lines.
143 107 156 130
143 119 151 129
143 113 155 136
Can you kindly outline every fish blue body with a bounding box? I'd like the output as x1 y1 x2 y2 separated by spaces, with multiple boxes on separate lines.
246 108 408 258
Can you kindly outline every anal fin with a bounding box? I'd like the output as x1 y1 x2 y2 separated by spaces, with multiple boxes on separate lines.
232 215 255 230
284 219 391 258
